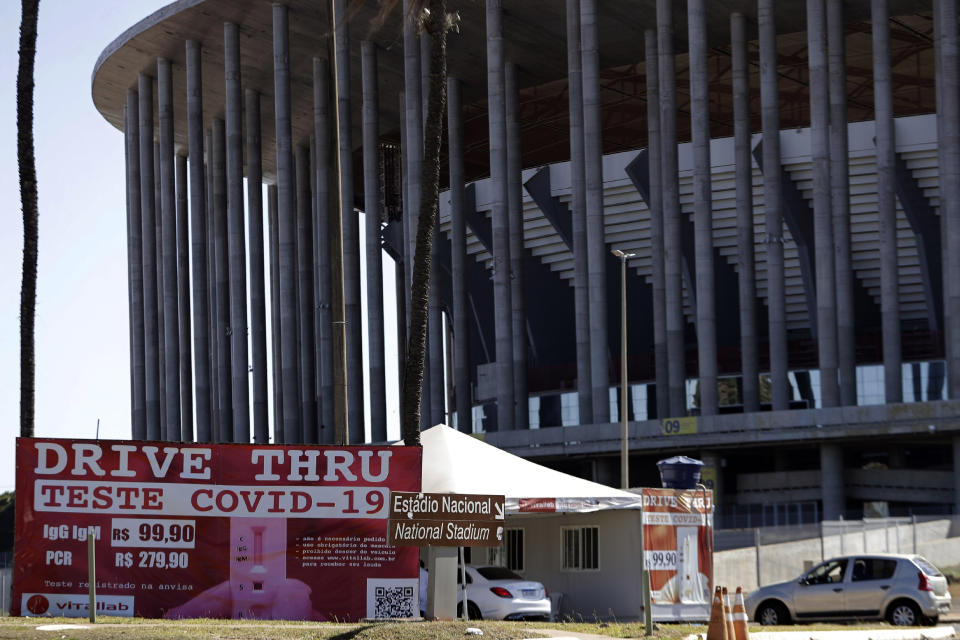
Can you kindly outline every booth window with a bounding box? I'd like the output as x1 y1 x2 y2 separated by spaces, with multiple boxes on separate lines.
561 526 599 571
505 528 524 572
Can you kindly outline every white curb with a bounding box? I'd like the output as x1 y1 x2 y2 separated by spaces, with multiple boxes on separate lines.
684 626 956 640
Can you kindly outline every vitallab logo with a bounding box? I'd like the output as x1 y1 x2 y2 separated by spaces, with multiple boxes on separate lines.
21 593 134 617
25 594 48 615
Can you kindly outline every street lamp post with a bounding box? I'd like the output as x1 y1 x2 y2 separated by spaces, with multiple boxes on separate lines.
612 249 636 489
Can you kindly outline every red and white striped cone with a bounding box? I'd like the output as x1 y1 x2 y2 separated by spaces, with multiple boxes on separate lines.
723 587 736 640
706 586 729 640
732 586 750 640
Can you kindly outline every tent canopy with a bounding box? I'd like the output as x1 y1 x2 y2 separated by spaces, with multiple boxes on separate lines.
406 425 643 513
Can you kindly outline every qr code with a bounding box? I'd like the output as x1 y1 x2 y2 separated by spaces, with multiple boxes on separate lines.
366 578 418 619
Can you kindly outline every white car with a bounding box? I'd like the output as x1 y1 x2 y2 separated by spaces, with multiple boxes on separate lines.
745 554 951 626
456 566 551 621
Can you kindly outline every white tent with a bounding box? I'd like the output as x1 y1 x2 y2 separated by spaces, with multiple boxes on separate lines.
411 425 646 620
416 425 642 513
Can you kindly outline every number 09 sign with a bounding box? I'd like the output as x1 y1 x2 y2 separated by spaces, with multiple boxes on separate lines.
13 438 422 621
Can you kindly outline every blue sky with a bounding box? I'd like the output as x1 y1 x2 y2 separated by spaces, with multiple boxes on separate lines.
1 1 403 492
0 1 169 491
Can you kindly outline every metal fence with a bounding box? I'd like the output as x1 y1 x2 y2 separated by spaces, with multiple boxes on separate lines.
713 514 960 591
717 514 959 552
715 502 955 530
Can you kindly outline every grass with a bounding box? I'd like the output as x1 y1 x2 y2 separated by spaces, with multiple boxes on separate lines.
0 617 938 640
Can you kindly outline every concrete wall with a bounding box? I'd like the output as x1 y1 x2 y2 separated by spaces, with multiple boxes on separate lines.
509 510 644 620
756 537 823 587
715 518 960 592
500 515 960 617
0 568 10 616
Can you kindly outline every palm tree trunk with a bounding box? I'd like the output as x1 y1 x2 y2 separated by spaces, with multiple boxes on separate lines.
401 0 450 446
18 0 40 438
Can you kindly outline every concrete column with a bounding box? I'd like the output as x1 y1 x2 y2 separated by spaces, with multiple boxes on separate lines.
444 315 455 425
310 135 319 432
402 0 427 428
158 58 181 441
396 91 409 429
953 436 960 515
448 77 471 433
362 42 388 441
807 0 839 408
566 0 593 424
699 451 724 507
645 30 669 421
688 0 717 416
420 33 430 125
657 0 685 416
124 102 134 428
506 62 528 430
296 144 317 444
936 0 948 400
292 159 303 443
206 130 219 441
186 40 211 443
246 89 269 444
759 0 789 410
427 272 443 426
293 171 302 442
268 184 283 442
828 0 856 406
820 443 845 520
176 154 193 441
155 142 167 437
426 546 459 620
486 0 516 431
314 58 335 442
212 119 233 441
125 89 146 440
937 0 960 398
334 0 364 442
273 4 300 444
872 0 902 403
732 14 759 413
225 23 250 443
581 0 609 422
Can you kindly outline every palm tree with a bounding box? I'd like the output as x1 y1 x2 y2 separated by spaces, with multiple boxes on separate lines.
400 0 454 446
18 0 40 438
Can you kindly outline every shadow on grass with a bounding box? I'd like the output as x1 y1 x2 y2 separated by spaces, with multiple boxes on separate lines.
327 623 379 640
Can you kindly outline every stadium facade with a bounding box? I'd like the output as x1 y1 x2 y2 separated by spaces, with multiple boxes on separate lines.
92 0 960 526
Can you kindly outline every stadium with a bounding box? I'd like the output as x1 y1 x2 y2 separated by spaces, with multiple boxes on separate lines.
91 0 960 526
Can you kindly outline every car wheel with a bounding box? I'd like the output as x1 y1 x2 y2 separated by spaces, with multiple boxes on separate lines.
887 600 920 626
456 601 482 620
757 601 789 626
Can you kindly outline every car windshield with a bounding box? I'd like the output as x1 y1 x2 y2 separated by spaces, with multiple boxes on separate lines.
913 556 942 577
803 559 848 584
476 567 523 581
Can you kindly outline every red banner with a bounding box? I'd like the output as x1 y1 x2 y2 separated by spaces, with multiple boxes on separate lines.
641 488 713 621
13 438 421 621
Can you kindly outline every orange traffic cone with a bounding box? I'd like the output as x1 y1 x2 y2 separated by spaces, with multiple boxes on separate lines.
732 586 750 640
706 586 729 640
723 587 736 640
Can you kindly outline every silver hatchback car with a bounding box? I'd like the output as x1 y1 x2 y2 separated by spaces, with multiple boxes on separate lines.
745 554 951 626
